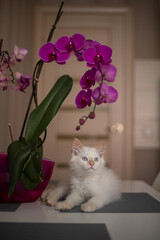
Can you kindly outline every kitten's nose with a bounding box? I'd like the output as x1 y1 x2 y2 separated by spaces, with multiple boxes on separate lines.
88 159 95 167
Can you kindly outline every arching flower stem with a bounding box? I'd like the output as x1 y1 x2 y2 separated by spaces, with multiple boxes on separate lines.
93 64 104 109
76 64 104 130
19 1 64 141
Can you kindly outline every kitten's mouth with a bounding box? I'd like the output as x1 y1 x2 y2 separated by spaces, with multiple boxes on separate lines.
87 166 94 171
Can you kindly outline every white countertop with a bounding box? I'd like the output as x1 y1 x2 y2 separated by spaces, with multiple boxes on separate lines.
0 180 160 240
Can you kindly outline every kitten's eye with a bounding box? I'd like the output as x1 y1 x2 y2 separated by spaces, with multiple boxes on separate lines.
82 156 88 161
94 157 99 162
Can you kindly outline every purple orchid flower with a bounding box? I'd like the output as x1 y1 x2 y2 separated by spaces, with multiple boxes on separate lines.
95 64 117 82
75 89 92 109
0 70 10 90
80 68 96 89
92 82 118 104
0 70 6 81
14 72 31 91
11 45 28 62
55 33 85 53
39 42 70 64
83 45 112 67
75 39 100 61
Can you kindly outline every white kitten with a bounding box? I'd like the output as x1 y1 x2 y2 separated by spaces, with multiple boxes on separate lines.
41 138 121 212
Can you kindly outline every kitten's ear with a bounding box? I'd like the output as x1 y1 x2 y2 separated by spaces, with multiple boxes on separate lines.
95 142 105 157
72 138 83 156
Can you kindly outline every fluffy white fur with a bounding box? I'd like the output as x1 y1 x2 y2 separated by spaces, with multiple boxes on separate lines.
41 138 122 212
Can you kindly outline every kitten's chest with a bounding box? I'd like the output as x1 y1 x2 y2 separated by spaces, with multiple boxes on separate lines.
72 175 97 198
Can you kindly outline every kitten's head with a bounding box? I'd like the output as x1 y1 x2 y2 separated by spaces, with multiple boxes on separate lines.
70 138 105 174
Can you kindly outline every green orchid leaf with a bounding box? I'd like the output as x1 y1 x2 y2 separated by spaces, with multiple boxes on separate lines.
25 75 73 143
21 171 39 190
7 140 32 196
21 142 43 187
21 143 43 191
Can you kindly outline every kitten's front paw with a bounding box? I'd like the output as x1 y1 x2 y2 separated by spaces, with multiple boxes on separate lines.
55 201 74 211
46 197 57 207
81 202 97 212
41 189 57 206
41 189 52 202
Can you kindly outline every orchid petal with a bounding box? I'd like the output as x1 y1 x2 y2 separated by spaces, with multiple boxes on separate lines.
13 45 19 55
39 42 55 62
100 82 108 96
97 45 112 63
102 64 117 82
56 52 70 63
95 64 117 82
92 87 103 105
103 86 118 103
18 48 28 56
92 41 101 48
86 89 92 106
14 72 22 79
72 33 85 51
82 39 94 50
55 36 70 52
74 51 84 61
95 70 101 82
83 47 97 65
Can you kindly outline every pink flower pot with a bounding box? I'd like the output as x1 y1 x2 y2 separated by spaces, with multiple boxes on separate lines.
0 153 54 203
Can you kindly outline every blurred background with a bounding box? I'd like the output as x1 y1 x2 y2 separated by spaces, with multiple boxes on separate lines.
0 0 160 186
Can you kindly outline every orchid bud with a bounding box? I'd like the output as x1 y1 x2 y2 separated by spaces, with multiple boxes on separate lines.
76 126 80 131
79 118 85 125
89 112 95 119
